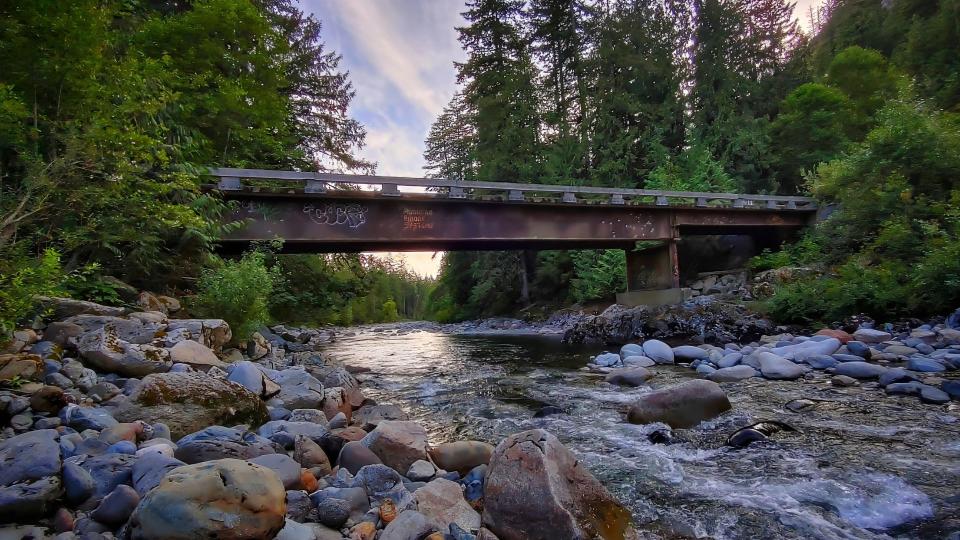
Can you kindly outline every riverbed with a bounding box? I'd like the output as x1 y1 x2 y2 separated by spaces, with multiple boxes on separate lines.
320 326 960 539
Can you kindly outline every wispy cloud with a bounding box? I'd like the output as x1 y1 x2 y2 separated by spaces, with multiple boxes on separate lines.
303 0 465 176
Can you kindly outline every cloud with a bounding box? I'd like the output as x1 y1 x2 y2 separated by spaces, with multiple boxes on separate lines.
304 0 466 176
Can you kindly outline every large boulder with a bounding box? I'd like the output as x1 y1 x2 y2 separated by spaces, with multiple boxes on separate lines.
769 338 841 361
428 441 494 474
67 314 165 344
852 328 893 344
165 319 232 352
642 340 674 364
604 367 652 387
321 366 364 408
115 372 269 439
482 429 632 540
77 326 171 376
627 379 731 428
354 404 409 431
707 365 758 382
175 426 276 464
361 421 428 474
128 459 286 540
227 361 281 399
832 361 888 379
0 353 43 382
35 296 126 318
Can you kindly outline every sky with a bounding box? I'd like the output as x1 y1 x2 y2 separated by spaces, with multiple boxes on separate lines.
302 0 824 277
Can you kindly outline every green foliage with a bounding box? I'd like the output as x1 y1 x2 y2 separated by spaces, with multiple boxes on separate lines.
825 46 899 118
194 251 278 342
762 95 960 323
0 0 369 291
0 249 64 339
268 254 432 326
570 250 626 304
62 264 125 306
381 298 399 323
770 83 858 193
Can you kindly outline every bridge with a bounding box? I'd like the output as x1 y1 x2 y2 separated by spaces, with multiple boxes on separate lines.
210 168 817 305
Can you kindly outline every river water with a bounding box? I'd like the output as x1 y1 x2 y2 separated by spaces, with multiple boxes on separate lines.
319 327 960 539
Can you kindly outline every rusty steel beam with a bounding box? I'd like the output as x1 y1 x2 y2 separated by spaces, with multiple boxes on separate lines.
217 192 815 254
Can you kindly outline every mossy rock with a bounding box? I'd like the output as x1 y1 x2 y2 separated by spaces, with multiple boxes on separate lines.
115 372 268 439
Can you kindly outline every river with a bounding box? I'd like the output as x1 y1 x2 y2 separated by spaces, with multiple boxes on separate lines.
319 326 960 539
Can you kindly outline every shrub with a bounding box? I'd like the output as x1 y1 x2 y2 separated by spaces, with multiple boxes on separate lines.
0 249 64 339
194 251 278 343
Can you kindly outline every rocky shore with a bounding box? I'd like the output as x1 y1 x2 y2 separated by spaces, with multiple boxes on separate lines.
0 295 634 540
3 293 959 539
585 322 960 417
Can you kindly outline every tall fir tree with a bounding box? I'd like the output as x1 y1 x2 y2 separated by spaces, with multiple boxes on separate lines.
526 0 592 184
423 92 476 181
457 0 542 182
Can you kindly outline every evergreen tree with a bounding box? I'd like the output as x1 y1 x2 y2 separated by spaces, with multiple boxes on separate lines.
526 0 592 184
587 0 688 188
423 92 476 180
457 0 542 182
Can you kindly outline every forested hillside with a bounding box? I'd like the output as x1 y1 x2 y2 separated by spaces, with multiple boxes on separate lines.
0 0 425 334
425 0 960 323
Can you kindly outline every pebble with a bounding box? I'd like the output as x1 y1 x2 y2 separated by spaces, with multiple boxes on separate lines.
315 497 350 529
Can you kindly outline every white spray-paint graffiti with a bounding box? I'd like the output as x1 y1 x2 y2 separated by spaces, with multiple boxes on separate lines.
303 203 368 228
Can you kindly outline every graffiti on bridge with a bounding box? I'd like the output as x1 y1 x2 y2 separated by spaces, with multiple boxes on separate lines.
303 203 368 228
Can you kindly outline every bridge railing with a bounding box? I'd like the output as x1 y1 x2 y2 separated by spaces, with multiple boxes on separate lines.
208 168 817 210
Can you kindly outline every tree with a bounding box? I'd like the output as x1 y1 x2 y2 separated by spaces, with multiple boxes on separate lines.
770 83 858 193
457 0 542 182
424 92 476 181
527 0 592 184
825 46 899 118
587 0 688 188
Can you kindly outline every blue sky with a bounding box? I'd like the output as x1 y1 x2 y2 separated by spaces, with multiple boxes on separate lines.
303 0 467 178
300 0 822 276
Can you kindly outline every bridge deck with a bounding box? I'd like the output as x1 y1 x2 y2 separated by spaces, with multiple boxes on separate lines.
208 168 817 254
209 168 817 210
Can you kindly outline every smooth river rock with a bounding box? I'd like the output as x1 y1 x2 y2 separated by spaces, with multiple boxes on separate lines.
832 361 888 379
482 429 632 540
707 365 758 382
361 420 428 474
428 441 494 474
642 340 674 364
757 352 804 380
604 367 652 387
627 379 731 428
129 459 286 540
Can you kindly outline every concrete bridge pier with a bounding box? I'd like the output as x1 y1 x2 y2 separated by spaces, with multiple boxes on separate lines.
617 241 688 307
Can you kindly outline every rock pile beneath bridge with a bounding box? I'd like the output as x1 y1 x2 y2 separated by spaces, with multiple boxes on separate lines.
0 296 636 539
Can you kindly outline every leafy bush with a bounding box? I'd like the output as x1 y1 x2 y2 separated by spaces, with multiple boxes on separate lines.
761 93 960 323
194 251 278 343
62 264 126 306
0 249 64 339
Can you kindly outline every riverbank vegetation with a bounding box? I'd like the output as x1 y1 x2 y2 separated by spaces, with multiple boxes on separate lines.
424 0 960 322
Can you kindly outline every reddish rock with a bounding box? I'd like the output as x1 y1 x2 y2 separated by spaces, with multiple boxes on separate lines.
815 328 853 344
